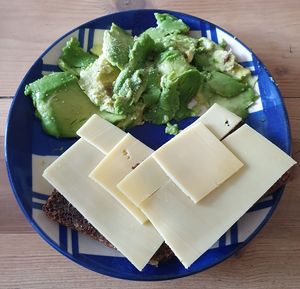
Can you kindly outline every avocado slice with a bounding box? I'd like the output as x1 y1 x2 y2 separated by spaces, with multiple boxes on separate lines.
157 49 191 77
117 101 145 129
98 110 126 123
155 13 189 34
58 37 97 76
175 69 204 120
201 83 258 118
103 23 134 69
161 34 198 62
207 71 248 98
144 81 180 124
25 72 99 138
113 69 148 114
142 66 162 107
78 55 120 109
129 33 156 67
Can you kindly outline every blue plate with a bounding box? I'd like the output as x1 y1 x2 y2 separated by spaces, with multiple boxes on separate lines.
5 9 291 281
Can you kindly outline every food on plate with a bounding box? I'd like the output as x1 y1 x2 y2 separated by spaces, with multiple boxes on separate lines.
43 190 174 266
25 13 258 138
42 105 296 270
24 72 99 137
21 10 294 272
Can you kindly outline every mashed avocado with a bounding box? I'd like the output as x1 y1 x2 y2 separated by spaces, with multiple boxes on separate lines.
25 13 258 137
78 55 120 109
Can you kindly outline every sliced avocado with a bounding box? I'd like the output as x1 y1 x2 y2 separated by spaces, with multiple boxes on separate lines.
113 69 148 114
161 34 198 62
25 72 99 138
58 37 97 76
201 82 257 118
154 49 202 122
98 110 126 123
113 65 135 94
155 13 189 34
207 71 248 98
141 27 166 48
194 48 235 73
142 66 162 107
78 55 120 109
142 14 190 52
144 81 180 124
175 69 204 120
157 49 191 78
194 37 255 86
103 23 134 69
117 101 145 129
129 33 156 67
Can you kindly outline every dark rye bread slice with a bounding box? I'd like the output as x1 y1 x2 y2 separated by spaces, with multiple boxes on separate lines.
42 171 291 265
42 190 174 265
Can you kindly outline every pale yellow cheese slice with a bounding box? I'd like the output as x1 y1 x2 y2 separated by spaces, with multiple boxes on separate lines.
43 139 163 271
77 114 126 154
141 124 296 268
117 156 169 206
152 121 244 203
194 103 242 139
117 104 242 205
89 134 153 224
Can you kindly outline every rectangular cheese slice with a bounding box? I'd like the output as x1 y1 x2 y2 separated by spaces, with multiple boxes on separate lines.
89 134 153 224
117 104 242 205
194 103 242 139
141 124 296 268
153 121 244 203
117 156 169 206
77 114 126 154
43 139 163 271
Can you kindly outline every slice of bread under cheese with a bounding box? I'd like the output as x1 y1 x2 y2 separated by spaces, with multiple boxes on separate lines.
42 104 296 270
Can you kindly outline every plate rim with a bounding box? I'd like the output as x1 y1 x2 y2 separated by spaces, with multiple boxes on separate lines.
5 8 292 281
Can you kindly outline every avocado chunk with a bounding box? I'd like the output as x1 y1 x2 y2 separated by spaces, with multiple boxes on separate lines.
142 66 162 107
157 49 191 78
103 23 134 69
155 13 189 34
25 72 99 138
161 34 198 62
113 69 147 114
156 49 203 121
117 101 145 129
78 55 120 110
202 83 257 118
194 37 254 85
129 33 156 67
98 110 126 124
207 71 248 98
58 37 97 76
165 122 179 135
144 81 180 124
141 13 190 52
175 69 204 120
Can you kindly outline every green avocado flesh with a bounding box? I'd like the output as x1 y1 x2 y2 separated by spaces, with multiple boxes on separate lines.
58 38 97 76
25 13 258 137
24 72 99 137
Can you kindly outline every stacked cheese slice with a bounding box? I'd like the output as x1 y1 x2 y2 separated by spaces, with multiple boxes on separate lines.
43 104 296 271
